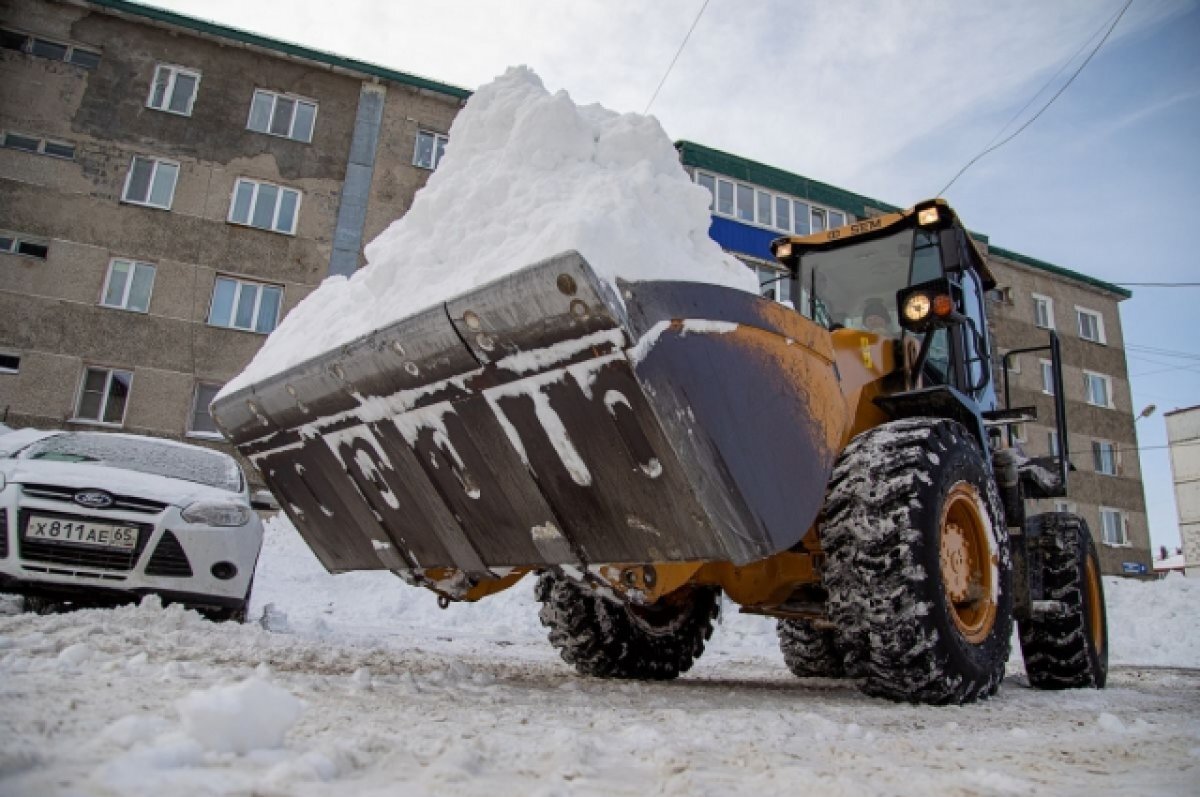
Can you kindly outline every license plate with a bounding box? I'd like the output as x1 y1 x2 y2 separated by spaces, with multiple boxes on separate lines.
25 515 139 551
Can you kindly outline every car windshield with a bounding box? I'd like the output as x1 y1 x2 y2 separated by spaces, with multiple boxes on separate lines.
15 433 243 493
798 228 942 334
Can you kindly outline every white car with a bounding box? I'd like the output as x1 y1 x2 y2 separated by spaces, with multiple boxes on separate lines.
0 430 264 621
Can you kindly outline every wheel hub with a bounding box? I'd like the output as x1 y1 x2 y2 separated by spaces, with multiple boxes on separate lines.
938 482 998 644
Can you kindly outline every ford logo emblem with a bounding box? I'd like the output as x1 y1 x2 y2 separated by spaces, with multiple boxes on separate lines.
74 490 115 509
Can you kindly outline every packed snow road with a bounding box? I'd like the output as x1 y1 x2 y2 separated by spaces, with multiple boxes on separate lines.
1 520 1197 796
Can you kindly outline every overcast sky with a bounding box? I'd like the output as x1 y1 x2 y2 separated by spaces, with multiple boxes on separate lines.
144 0 1200 552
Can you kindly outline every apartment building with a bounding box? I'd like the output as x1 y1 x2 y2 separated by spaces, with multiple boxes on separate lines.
0 0 466 445
1 3 1151 576
676 141 1151 576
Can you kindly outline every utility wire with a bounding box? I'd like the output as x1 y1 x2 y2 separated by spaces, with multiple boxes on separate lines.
936 0 1134 197
644 0 712 114
1115 282 1200 287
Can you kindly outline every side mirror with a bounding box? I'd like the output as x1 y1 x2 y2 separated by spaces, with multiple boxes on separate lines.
251 489 280 511
896 278 963 334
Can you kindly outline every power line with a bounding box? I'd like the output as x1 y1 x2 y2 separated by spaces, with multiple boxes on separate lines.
644 0 712 114
1115 282 1200 287
936 0 1133 197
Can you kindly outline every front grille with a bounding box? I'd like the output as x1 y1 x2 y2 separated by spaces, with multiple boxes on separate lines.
17 509 151 573
144 530 193 577
0 509 8 558
21 484 168 514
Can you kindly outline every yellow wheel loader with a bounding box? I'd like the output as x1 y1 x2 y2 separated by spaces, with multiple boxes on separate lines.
212 198 1107 704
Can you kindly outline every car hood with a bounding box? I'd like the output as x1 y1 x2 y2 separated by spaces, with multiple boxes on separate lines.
0 459 242 507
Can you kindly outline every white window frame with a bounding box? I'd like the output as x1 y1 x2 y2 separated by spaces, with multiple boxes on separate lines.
1032 293 1054 330
1039 359 1055 395
207 275 285 334
692 170 851 236
121 155 179 210
99 258 156 313
1092 439 1118 476
413 129 449 170
72 366 133 426
146 63 201 116
1083 370 1114 409
1099 507 1128 546
227 177 302 235
1047 429 1060 458
0 230 49 259
1075 306 1106 345
247 89 317 143
188 382 224 438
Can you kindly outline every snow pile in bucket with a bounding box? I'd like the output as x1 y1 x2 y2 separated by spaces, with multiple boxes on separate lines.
223 66 756 396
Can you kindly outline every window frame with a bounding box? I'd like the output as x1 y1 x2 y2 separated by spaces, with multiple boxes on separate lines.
692 170 851 236
1092 439 1119 476
146 63 201 117
1039 359 1055 395
413 129 449 170
1053 500 1077 514
1075 305 1107 345
1099 506 1129 547
0 230 50 260
0 352 20 375
1047 429 1060 458
188 381 224 438
1083 370 1114 409
227 177 302 235
247 89 318 143
1032 292 1054 330
121 155 180 210
0 27 100 69
207 274 285 334
72 365 133 427
99 257 157 313
1 131 75 160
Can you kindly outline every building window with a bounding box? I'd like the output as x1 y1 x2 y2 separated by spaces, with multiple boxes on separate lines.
0 231 49 259
756 190 772 227
697 172 715 209
1084 371 1113 408
122 156 179 209
0 353 20 374
414 129 449 169
1092 440 1118 476
1076 306 1106 344
189 382 222 437
208 275 283 334
756 265 792 304
74 366 132 425
692 171 849 236
228 178 301 235
1099 507 1128 546
811 207 827 233
0 28 100 69
1053 500 1077 514
1033 293 1054 329
147 64 200 116
735 183 753 222
1047 430 1060 457
100 258 156 313
248 89 316 143
1040 359 1055 395
1010 423 1026 443
1 131 75 159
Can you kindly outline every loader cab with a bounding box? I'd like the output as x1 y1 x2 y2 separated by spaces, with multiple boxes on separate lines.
771 200 998 412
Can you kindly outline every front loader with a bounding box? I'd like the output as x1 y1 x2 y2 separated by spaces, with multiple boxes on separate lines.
212 198 1107 704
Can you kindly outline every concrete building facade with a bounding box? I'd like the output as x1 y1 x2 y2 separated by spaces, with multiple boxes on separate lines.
0 0 466 447
1165 405 1200 569
2 2 1151 575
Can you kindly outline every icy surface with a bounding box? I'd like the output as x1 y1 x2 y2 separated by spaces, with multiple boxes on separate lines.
0 516 1197 795
222 66 756 397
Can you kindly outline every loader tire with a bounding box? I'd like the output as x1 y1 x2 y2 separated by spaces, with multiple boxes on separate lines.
822 418 1013 705
778 618 844 678
1018 513 1108 689
535 573 719 680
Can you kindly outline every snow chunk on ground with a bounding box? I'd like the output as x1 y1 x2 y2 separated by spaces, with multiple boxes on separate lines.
176 676 304 754
223 66 756 395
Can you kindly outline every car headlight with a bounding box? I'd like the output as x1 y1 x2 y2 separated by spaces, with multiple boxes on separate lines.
181 500 252 527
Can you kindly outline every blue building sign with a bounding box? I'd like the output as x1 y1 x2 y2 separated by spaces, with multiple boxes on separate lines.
1122 561 1148 575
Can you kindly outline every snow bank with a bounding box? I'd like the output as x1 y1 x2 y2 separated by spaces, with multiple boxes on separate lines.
222 66 756 396
1104 572 1200 667
176 676 304 754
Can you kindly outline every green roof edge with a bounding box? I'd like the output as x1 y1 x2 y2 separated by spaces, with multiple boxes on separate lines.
676 140 1129 300
85 0 472 100
986 245 1131 299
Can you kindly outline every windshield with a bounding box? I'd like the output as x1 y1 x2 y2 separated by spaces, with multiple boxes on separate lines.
798 228 940 334
14 433 244 493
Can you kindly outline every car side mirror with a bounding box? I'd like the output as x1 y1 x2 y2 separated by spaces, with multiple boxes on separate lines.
251 489 280 511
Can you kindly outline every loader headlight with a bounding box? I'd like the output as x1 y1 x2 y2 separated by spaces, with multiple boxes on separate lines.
903 293 931 323
181 500 252 527
774 241 793 261
918 207 940 226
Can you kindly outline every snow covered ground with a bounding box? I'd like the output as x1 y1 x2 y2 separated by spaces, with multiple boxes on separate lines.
1 516 1198 796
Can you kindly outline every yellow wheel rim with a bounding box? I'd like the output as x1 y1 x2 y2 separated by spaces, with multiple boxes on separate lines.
939 482 998 644
1085 552 1105 656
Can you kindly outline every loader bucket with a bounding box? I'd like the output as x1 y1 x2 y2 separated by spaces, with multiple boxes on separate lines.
211 252 848 579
